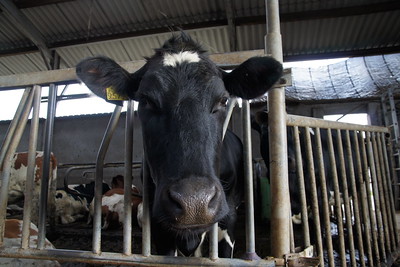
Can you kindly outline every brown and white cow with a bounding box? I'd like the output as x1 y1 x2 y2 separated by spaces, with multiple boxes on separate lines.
0 151 57 224
88 175 142 229
0 151 57 203
1 219 60 266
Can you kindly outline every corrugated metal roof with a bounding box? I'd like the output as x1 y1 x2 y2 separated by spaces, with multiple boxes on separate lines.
0 0 399 82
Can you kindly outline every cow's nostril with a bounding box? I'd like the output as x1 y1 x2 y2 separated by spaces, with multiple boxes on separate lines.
168 190 185 216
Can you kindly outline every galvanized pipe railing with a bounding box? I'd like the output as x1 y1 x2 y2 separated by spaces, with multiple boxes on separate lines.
315 127 334 267
21 85 42 249
266 0 290 258
286 114 400 266
304 126 324 266
242 100 259 260
0 86 34 245
366 132 387 262
374 133 391 254
336 129 356 267
344 130 366 267
293 126 310 247
38 83 57 249
92 105 122 254
123 100 134 255
353 130 374 265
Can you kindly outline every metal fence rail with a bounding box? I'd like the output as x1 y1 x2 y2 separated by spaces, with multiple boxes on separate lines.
286 114 399 267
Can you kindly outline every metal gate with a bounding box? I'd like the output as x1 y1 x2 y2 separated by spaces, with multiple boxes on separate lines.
286 114 400 266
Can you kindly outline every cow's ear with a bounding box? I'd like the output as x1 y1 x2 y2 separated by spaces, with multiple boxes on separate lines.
76 56 144 105
222 57 283 99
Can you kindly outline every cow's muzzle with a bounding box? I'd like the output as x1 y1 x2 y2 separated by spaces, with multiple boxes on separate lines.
163 177 228 228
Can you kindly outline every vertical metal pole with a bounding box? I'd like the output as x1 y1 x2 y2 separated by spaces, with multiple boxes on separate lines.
375 133 392 253
123 100 134 255
345 130 366 267
327 128 346 266
142 157 151 257
304 127 323 267
381 133 398 249
336 129 356 267
293 126 310 247
366 132 386 262
0 87 31 168
242 100 259 260
265 0 290 259
209 223 219 260
37 84 57 249
21 85 42 249
0 87 34 245
369 133 387 260
353 131 374 266
315 128 334 267
92 105 122 254
361 131 380 264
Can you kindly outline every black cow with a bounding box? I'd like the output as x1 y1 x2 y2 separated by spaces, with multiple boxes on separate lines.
76 32 282 257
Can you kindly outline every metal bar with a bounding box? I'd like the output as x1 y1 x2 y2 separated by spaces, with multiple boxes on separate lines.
335 129 356 267
327 128 347 266
21 85 42 249
360 131 380 264
141 157 151 257
344 130 365 267
123 100 134 255
304 126 324 266
287 114 389 133
0 87 34 245
375 132 392 253
92 105 122 254
0 247 276 267
266 0 290 259
315 128 334 267
369 133 387 260
0 50 273 90
209 223 219 260
37 83 57 249
0 87 31 168
353 131 374 266
381 133 398 249
367 132 386 262
242 100 259 260
292 126 310 247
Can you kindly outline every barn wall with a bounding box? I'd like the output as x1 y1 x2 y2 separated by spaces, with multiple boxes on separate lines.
0 112 144 189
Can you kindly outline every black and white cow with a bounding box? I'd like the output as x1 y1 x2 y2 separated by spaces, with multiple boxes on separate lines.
55 181 110 224
76 32 282 257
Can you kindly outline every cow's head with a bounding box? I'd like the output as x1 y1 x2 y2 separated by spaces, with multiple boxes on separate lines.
76 33 282 237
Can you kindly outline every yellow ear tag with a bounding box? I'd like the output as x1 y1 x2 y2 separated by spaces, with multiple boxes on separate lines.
106 86 129 101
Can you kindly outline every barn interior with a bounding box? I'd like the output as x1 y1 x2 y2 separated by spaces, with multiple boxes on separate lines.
0 0 400 266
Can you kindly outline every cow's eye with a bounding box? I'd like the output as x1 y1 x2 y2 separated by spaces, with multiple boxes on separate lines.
139 97 158 111
212 97 228 114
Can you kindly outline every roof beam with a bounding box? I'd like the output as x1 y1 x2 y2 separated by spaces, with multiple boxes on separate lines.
0 0 53 69
225 0 237 52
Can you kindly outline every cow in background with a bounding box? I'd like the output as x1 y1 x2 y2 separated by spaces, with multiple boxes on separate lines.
0 151 57 224
88 175 142 229
55 181 110 224
1 219 60 266
76 32 282 257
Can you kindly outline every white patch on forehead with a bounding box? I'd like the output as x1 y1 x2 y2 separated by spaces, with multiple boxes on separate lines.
163 51 200 67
